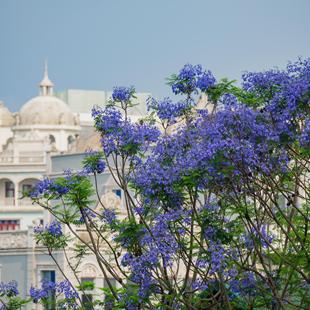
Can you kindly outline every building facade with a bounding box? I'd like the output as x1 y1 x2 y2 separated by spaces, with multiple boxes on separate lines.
0 63 148 308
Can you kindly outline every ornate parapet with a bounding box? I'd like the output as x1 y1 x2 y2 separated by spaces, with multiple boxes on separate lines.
0 230 28 249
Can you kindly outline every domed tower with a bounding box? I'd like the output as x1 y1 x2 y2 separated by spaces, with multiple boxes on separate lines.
0 101 14 152
15 62 81 152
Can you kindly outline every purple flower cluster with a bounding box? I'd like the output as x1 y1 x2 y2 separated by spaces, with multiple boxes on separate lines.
102 208 116 225
29 286 49 303
242 69 288 94
93 106 160 157
191 279 208 291
25 59 309 308
300 119 310 148
147 97 190 123
229 272 260 297
221 93 238 106
58 280 79 299
30 280 78 308
208 242 226 274
31 178 69 198
122 253 158 299
112 86 134 102
0 281 19 297
34 220 62 237
125 61 310 306
120 211 184 298
171 64 216 95
242 58 310 127
133 100 294 203
78 207 97 224
243 225 274 249
29 280 56 303
94 106 122 133
30 178 53 197
83 150 105 174
196 70 217 92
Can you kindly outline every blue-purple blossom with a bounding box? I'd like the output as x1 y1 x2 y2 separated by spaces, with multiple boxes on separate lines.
30 280 56 303
242 58 310 125
191 279 208 291
30 286 49 303
243 225 274 249
31 178 69 198
221 93 238 106
79 207 97 224
93 106 160 156
30 280 78 308
57 280 79 299
121 252 133 267
102 209 116 225
0 281 19 297
30 178 53 197
229 272 259 297
300 119 310 148
34 221 62 237
26 59 310 308
95 106 123 134
83 150 106 174
112 86 134 102
196 70 216 92
204 226 217 240
147 97 190 123
208 242 226 274
171 64 216 95
46 221 62 237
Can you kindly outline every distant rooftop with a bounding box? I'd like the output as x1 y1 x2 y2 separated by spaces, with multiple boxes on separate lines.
55 89 150 116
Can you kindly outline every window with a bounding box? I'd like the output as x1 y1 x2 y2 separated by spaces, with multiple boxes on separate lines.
0 220 20 231
81 277 94 290
22 184 33 194
49 135 56 144
112 189 122 199
81 278 94 310
42 270 56 282
41 271 56 310
103 278 117 310
67 136 74 144
82 294 93 310
5 181 14 198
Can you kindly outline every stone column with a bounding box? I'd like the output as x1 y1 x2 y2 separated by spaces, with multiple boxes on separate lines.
26 225 36 310
14 181 18 207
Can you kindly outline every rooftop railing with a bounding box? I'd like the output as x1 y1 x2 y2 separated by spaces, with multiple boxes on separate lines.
0 155 45 164
0 230 28 249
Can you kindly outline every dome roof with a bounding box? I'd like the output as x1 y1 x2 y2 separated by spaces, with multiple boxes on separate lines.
19 95 76 126
0 101 14 127
18 61 77 126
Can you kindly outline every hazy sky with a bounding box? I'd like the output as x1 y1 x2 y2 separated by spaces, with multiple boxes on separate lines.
0 0 309 111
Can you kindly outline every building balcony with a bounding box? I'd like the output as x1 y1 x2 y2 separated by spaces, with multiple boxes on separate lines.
0 155 45 165
0 178 43 214
0 197 34 208
3 197 15 206
0 230 28 249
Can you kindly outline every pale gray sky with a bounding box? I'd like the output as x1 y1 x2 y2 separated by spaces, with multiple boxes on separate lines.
0 0 309 111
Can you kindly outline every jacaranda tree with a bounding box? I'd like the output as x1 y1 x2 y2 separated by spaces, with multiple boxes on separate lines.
1 58 309 309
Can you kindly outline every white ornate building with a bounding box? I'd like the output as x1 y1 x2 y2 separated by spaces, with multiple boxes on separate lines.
0 64 81 231
0 64 149 308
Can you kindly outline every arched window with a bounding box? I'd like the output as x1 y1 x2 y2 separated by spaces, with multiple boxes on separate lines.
5 181 14 198
67 135 74 144
67 135 75 150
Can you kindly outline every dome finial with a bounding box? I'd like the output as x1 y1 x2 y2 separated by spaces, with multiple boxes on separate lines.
39 60 54 96
44 59 48 78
